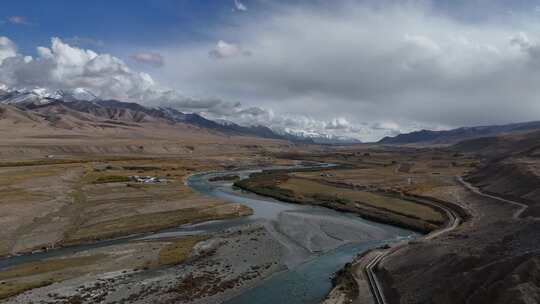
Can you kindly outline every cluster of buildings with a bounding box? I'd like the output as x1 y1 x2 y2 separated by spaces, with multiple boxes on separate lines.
130 175 167 184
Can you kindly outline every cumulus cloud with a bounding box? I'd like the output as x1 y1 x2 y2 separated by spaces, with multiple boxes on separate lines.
0 37 160 101
0 36 261 121
0 37 17 64
234 0 247 12
130 52 164 67
326 117 352 130
209 40 251 59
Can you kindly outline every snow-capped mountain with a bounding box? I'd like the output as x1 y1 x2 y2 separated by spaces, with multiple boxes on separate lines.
0 86 98 106
55 88 98 102
279 128 362 144
0 88 54 106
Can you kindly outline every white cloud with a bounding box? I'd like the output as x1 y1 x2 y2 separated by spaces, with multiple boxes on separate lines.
130 52 164 67
0 37 159 101
209 40 250 59
404 34 441 53
326 117 351 130
0 37 260 121
234 0 247 12
0 33 433 142
0 37 17 64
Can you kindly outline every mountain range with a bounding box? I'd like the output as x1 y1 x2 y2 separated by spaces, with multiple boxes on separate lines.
378 121 540 145
0 87 361 145
4 86 539 146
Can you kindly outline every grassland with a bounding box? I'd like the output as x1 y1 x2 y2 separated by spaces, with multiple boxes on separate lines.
0 152 261 301
64 205 250 244
235 148 475 232
0 256 106 281
0 156 159 168
279 178 444 224
0 157 255 257
91 175 132 184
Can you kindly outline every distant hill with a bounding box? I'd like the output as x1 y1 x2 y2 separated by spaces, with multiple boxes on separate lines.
378 121 540 145
452 130 540 158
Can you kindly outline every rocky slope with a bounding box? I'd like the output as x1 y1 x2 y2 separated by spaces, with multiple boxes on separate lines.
378 131 540 304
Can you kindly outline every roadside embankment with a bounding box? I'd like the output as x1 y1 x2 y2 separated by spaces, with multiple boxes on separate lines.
321 190 465 304
322 249 383 304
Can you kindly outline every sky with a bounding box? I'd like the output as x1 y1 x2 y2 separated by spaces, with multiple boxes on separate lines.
2 0 540 141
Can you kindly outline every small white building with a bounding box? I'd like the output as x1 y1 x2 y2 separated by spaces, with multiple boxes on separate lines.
131 175 167 184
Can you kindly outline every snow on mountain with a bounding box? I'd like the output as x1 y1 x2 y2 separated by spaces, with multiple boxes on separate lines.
214 119 237 126
0 90 53 106
0 85 98 106
0 84 361 145
56 88 98 102
279 128 362 144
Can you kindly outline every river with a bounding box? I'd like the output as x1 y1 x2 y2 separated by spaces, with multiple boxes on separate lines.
0 165 416 303
186 168 416 304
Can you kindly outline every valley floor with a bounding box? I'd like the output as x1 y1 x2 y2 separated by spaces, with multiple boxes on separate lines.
1 138 539 304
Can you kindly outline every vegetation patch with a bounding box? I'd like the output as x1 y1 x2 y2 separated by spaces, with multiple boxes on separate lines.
158 236 208 266
0 280 54 300
0 255 106 280
122 166 161 171
91 175 131 184
209 174 240 182
64 206 249 244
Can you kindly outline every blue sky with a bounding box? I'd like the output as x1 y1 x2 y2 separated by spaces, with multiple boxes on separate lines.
2 0 540 141
5 0 533 52
1 0 240 54
2 0 537 56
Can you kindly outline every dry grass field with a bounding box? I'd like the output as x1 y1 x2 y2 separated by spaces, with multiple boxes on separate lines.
0 157 256 257
279 177 444 224
288 147 476 204
233 147 478 232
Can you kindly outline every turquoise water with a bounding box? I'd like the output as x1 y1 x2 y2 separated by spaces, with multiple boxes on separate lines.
224 240 395 304
188 170 416 304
